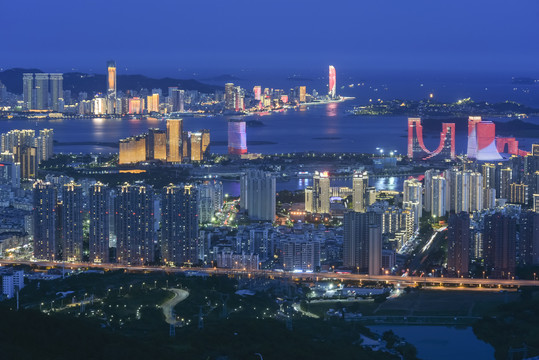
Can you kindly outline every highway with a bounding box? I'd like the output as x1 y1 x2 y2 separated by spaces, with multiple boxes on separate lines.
2 259 538 288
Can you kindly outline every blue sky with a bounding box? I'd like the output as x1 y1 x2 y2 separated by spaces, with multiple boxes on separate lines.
2 0 539 76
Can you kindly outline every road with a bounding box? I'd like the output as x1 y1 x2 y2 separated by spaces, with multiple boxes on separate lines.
2 259 539 288
161 288 189 325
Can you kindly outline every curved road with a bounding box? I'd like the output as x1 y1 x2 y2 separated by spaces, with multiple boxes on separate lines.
161 288 189 325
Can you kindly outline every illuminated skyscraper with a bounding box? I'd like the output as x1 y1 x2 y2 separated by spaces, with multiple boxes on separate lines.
161 184 199 265
431 175 446 218
38 129 54 162
23 73 34 110
147 128 167 161
328 65 336 99
89 182 110 264
240 170 276 221
107 61 116 114
201 129 210 157
225 83 235 110
407 118 455 160
166 119 183 163
312 171 330 214
228 119 247 155
33 180 57 261
299 86 306 103
190 132 203 162
467 116 502 160
198 180 223 224
253 86 261 101
62 182 83 262
115 184 154 265
343 211 382 274
352 172 369 212
119 135 147 164
49 73 63 111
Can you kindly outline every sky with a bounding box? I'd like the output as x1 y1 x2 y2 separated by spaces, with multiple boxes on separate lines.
2 0 539 77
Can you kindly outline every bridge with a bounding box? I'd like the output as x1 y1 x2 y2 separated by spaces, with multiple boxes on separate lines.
2 259 538 289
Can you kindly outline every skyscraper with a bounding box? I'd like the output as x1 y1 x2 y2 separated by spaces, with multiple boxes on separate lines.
328 65 336 99
49 73 63 111
115 184 154 265
228 119 247 155
38 129 54 162
34 73 49 110
240 170 276 221
62 182 84 262
89 182 110 264
225 83 235 110
447 212 470 277
431 175 446 218
198 180 224 224
107 61 117 114
147 128 167 161
33 180 57 260
352 172 369 212
343 211 382 274
407 118 455 160
312 171 330 214
161 184 199 265
190 132 203 162
23 73 34 110
166 118 183 163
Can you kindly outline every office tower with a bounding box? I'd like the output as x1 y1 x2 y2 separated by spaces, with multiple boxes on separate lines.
115 184 154 265
312 171 330 214
225 83 235 110
49 73 63 111
166 119 183 163
240 170 276 221
34 73 49 110
510 183 528 205
407 118 455 160
23 73 34 110
472 121 502 160
228 119 247 155
89 182 110 263
107 60 116 114
119 135 147 164
198 180 224 224
147 128 167 161
483 213 516 278
343 211 382 274
128 97 142 114
38 129 54 161
161 184 199 265
62 182 83 262
467 116 482 159
13 145 37 179
190 132 203 161
447 212 470 277
499 168 512 199
182 131 190 160
352 172 369 212
328 65 336 99
299 86 306 103
201 129 210 157
33 180 57 260
146 93 159 113
431 175 446 218
520 211 539 266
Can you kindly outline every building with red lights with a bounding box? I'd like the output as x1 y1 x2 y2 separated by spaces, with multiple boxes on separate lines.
407 118 455 160
228 119 247 155
329 65 336 99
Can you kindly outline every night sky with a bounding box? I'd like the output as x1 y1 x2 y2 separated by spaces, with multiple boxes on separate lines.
2 0 539 77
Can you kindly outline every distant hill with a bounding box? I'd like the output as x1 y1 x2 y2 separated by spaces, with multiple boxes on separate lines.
202 74 242 82
0 68 221 95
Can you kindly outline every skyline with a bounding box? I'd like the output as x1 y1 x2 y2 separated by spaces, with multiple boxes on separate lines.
2 1 539 76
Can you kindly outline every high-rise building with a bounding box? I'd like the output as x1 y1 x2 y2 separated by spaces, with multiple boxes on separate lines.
510 183 528 205
34 73 49 110
328 65 336 99
431 175 446 218
38 129 54 162
299 86 306 103
343 211 382 274
240 170 276 221
253 86 262 101
107 60 117 114
482 163 496 190
352 172 369 212
483 213 516 278
146 93 159 113
447 212 470 277
115 184 154 265
190 132 203 162
198 180 224 224
119 135 147 164
312 171 330 214
467 117 502 160
407 118 455 160
534 194 539 213
49 73 63 111
147 128 167 161
281 240 320 271
466 116 482 159
201 129 210 157
499 167 513 199
225 83 235 110
161 184 199 265
89 182 110 264
13 145 37 179
228 119 247 155
166 119 183 163
33 181 57 260
62 182 83 262
23 73 34 110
